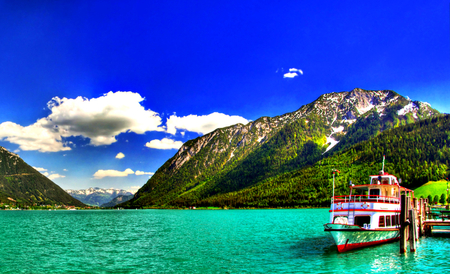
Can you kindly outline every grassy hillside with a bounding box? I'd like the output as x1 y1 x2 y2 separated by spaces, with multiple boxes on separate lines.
414 180 449 203
0 147 85 207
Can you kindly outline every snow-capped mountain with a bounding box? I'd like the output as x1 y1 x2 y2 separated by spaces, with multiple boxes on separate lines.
126 88 439 208
65 187 133 206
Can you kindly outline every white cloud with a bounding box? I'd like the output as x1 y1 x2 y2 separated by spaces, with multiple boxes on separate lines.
145 138 183 150
0 91 164 152
115 152 125 159
127 186 141 194
289 68 303 74
283 68 303 78
48 174 65 180
283 72 298 78
93 168 135 179
0 120 72 152
34 167 65 180
63 169 68 171
46 91 164 146
166 112 249 135
135 170 154 176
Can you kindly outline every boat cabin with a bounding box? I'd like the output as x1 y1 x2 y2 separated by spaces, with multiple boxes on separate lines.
330 172 414 229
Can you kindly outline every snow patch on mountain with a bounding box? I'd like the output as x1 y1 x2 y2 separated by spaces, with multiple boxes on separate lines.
397 101 419 116
357 102 375 115
324 137 339 153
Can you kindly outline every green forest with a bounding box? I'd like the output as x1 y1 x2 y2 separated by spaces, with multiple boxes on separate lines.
192 115 450 208
125 107 448 209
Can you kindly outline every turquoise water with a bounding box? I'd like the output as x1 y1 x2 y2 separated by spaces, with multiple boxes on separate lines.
1 209 449 273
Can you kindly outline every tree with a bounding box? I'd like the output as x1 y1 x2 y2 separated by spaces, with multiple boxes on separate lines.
427 195 433 203
440 193 447 204
433 195 439 204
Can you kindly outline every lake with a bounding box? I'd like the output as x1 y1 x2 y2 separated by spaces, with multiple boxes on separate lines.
0 209 449 273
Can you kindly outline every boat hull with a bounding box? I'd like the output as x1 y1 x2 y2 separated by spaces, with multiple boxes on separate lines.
324 223 399 252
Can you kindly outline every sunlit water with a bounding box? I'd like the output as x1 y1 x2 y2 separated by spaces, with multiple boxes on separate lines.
1 209 449 273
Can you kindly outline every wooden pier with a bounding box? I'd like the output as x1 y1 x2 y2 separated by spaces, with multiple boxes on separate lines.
400 196 450 253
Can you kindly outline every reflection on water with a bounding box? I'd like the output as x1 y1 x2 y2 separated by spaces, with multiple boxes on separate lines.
0 209 449 273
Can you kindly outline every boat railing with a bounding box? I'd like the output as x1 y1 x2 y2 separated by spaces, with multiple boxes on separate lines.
333 195 400 204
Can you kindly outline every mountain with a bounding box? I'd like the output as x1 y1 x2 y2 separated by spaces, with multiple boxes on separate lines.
100 194 134 208
196 114 450 208
65 187 133 206
123 88 439 208
0 146 84 207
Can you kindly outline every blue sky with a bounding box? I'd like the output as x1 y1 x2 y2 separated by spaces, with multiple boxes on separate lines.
0 1 449 192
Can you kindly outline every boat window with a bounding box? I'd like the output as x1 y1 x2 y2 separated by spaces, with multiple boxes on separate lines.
386 216 391 227
379 216 385 227
369 189 380 198
391 215 397 226
354 216 371 227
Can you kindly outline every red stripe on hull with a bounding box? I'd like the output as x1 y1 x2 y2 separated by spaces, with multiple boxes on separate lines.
336 236 399 252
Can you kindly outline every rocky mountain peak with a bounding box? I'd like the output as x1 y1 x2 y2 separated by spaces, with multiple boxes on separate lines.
161 89 438 175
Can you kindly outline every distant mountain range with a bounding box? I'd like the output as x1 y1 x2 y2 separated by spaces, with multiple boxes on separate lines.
123 88 440 208
100 194 134 208
0 146 84 207
65 187 133 207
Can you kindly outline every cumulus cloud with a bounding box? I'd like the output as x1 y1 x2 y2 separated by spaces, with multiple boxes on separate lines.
283 68 303 78
0 91 251 153
145 138 183 150
33 167 65 180
289 68 303 74
93 168 135 179
166 112 249 135
127 186 141 194
283 72 298 78
48 174 65 180
0 91 164 152
115 152 125 159
0 120 71 152
46 91 164 146
135 170 154 176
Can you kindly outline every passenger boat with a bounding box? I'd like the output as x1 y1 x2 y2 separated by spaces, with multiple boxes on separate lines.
324 164 414 252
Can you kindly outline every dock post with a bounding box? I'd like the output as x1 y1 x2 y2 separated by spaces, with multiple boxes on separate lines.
406 196 411 240
400 194 408 253
413 198 419 242
419 198 424 237
409 208 417 252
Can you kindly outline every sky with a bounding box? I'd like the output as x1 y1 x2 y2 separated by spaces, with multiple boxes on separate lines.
0 1 449 192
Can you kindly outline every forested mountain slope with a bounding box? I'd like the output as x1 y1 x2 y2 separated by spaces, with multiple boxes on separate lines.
195 115 450 208
123 88 438 208
0 146 85 206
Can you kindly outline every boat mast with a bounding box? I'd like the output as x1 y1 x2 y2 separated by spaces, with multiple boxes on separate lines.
382 155 385 174
331 169 340 222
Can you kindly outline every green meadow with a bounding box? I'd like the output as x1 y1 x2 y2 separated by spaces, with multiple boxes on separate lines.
414 179 450 204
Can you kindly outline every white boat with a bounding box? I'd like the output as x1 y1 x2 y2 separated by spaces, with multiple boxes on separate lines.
324 168 413 252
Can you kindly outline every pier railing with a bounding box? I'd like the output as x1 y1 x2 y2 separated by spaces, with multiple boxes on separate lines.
332 195 400 204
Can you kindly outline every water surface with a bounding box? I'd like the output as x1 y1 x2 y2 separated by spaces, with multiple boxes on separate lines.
1 209 449 273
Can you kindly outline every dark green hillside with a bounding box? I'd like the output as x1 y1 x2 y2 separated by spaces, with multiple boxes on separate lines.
0 147 85 207
129 116 330 207
195 115 450 208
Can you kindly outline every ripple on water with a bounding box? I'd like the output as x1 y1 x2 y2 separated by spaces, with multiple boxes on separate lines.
0 209 449 273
